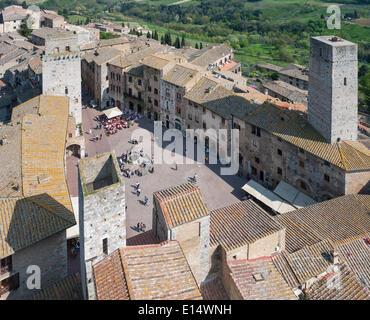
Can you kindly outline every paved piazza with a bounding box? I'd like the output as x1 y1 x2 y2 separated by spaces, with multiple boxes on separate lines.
73 106 246 239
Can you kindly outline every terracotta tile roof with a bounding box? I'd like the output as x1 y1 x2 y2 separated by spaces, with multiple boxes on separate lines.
162 64 199 87
272 251 300 289
185 76 256 120
256 62 283 73
93 241 202 300
221 60 238 71
337 236 370 287
273 240 334 287
109 47 158 68
142 54 172 70
228 257 297 300
200 275 229 300
31 273 83 300
306 263 369 300
153 183 209 228
126 230 159 246
277 195 370 254
210 200 283 251
93 249 130 300
279 63 309 82
0 95 75 259
263 80 308 104
84 47 122 66
243 103 370 171
189 44 232 67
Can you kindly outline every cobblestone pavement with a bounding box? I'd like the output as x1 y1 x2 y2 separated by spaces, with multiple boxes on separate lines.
76 105 246 239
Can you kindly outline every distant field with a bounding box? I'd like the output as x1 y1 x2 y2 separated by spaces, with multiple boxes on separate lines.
352 18 370 27
68 15 87 25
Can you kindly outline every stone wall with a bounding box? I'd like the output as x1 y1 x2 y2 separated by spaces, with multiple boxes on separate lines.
42 35 82 124
3 231 67 300
143 66 161 120
237 121 346 201
220 249 243 300
79 154 126 300
308 37 358 143
171 216 210 285
345 170 370 194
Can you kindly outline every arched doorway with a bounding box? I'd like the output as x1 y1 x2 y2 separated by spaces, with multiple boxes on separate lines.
67 144 81 158
295 178 313 196
154 112 158 121
175 119 181 130
166 115 169 129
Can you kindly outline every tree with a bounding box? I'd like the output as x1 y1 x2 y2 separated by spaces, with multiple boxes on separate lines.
164 32 172 46
359 65 369 77
195 42 199 49
181 34 185 47
270 72 279 80
160 35 164 44
200 42 203 49
154 30 159 41
19 15 32 38
174 36 180 49
147 31 151 38
121 22 125 27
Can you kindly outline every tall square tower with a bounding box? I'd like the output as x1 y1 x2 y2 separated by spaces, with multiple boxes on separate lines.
78 152 126 300
42 31 82 124
308 36 358 143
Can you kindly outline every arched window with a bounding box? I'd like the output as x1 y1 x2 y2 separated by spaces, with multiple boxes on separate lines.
344 77 347 86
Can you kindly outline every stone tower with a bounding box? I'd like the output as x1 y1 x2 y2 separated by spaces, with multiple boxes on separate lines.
78 152 126 300
42 31 82 124
308 36 358 144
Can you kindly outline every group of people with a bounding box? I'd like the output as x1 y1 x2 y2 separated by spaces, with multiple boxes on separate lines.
101 115 131 136
134 183 149 206
136 222 146 232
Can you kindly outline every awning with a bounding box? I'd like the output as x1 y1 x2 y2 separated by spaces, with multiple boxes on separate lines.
273 181 317 209
103 107 123 119
242 180 296 214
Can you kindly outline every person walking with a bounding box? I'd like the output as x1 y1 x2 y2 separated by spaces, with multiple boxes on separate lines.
137 222 141 232
144 196 148 206
136 183 140 190
140 222 146 232
137 187 141 196
193 173 198 183
100 133 102 140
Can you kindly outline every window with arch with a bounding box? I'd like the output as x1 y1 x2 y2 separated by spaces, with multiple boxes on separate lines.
344 77 347 86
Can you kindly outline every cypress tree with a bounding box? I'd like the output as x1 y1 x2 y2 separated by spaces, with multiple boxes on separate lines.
175 37 180 49
147 31 151 38
181 34 185 47
195 43 199 49
154 30 159 40
200 42 203 49
160 35 164 44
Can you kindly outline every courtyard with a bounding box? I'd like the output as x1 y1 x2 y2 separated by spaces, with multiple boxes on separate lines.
73 105 247 239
